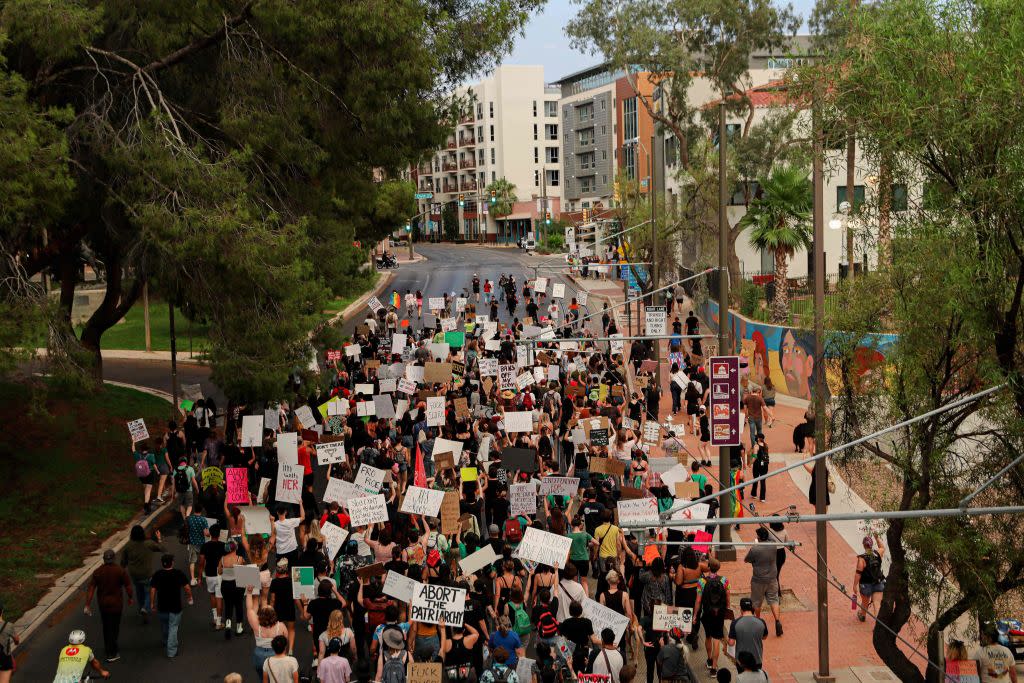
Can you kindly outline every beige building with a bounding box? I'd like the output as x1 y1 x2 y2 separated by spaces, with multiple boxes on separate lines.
413 65 562 244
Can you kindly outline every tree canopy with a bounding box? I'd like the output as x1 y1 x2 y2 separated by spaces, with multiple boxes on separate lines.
0 0 542 399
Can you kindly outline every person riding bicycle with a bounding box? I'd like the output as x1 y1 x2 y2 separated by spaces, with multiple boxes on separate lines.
54 630 110 682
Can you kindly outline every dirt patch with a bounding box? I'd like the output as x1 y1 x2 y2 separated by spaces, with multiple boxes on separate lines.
0 379 169 620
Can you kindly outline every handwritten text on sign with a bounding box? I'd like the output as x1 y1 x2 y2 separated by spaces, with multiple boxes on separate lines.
400 486 446 517
225 468 249 504
275 463 302 504
348 493 389 527
409 582 466 626
513 527 571 567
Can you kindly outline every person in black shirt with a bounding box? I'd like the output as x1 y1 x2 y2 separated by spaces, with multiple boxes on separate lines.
300 580 345 646
197 526 226 628
685 311 700 336
149 554 192 658
581 490 606 536
526 298 539 321
558 600 598 672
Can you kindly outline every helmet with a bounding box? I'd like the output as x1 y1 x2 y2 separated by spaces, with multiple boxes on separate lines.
68 630 86 645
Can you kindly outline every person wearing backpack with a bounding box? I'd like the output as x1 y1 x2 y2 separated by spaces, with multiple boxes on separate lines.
172 456 199 520
854 533 886 622
503 514 527 547
377 626 409 683
531 586 561 650
480 646 520 683
487 616 523 670
133 441 158 514
504 588 533 651
694 558 731 676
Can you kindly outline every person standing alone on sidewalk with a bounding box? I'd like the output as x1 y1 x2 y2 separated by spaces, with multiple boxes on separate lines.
749 433 770 503
744 527 783 636
84 549 133 662
742 387 772 450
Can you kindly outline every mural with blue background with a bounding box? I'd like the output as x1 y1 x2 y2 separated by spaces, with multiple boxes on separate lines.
699 300 898 402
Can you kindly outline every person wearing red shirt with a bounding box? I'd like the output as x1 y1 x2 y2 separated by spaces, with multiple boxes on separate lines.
297 441 313 486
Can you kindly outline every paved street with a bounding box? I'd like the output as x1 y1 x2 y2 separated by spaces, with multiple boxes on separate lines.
14 243 608 682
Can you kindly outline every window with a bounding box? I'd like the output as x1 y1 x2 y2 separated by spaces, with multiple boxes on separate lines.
578 152 595 170
546 169 560 187
623 144 636 180
578 129 594 146
479 172 484 186
601 125 606 135
602 150 607 160
533 100 537 117
489 125 494 142
623 97 638 141
478 150 484 165
665 135 679 167
534 147 539 163
837 185 866 210
489 101 494 118
491 171 496 182
490 148 495 164
888 184 908 212
544 101 558 117
729 181 760 206
600 99 606 110
533 124 538 141
534 170 540 187
767 57 806 69
712 124 742 148
580 176 595 193
545 124 558 140
477 125 483 143
602 174 607 185
577 103 594 122
546 147 559 164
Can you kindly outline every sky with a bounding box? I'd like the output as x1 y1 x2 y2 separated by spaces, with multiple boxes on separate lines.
502 0 820 83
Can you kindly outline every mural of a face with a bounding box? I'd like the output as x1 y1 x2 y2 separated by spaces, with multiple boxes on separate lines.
780 329 815 400
751 331 769 387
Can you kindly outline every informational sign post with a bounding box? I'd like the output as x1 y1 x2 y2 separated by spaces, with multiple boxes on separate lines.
709 356 741 447
645 306 667 335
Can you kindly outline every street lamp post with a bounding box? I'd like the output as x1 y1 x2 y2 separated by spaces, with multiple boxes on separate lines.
829 201 854 278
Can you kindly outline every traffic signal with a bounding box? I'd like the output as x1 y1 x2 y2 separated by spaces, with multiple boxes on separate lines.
490 189 496 204
544 211 551 225
458 194 465 207
404 223 411 233
582 208 590 223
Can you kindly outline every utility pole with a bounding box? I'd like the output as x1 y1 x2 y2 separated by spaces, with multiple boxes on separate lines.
845 0 859 280
812 88 834 683
716 99 734 560
541 170 548 243
169 300 179 413
143 282 152 353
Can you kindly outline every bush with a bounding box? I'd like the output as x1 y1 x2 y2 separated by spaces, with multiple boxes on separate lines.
739 279 763 318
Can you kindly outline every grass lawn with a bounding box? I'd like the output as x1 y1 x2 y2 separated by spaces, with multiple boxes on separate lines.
322 273 379 315
88 300 212 353
0 380 171 621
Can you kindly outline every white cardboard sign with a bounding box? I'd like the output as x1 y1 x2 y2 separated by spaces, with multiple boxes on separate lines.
348 493 389 527
400 486 446 517
410 583 467 627
513 527 571 567
241 415 263 448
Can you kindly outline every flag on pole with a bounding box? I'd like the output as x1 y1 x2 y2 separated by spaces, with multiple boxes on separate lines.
730 469 745 518
414 442 427 488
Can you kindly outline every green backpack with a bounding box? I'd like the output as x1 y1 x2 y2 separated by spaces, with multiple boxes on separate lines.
510 602 532 637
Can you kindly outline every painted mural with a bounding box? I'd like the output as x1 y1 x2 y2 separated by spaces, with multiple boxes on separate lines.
700 299 897 401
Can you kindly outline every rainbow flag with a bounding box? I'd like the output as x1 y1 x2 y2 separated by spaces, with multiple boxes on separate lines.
730 469 745 518
391 291 401 309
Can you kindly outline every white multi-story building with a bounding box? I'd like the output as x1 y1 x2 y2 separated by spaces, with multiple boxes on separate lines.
413 65 562 244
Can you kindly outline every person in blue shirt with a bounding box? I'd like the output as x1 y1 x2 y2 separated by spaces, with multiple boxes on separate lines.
486 616 523 669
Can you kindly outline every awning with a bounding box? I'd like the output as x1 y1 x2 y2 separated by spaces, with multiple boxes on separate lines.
497 213 532 220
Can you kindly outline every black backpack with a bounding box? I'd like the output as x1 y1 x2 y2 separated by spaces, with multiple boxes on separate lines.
702 576 727 615
174 466 190 493
860 551 884 584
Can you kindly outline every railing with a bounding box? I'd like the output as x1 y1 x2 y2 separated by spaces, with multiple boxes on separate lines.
446 139 457 149
460 158 475 169
460 181 478 191
442 184 458 193
459 135 475 147
460 113 474 124
442 161 458 171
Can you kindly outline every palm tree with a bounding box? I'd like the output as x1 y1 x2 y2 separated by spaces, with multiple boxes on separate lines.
739 166 813 324
485 177 518 217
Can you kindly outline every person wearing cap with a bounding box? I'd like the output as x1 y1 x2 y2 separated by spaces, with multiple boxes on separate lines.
267 558 298 655
728 597 768 672
84 548 133 662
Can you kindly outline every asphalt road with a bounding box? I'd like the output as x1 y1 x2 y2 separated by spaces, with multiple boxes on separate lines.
15 243 596 682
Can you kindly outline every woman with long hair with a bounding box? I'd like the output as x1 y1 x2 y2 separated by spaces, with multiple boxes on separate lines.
247 535 272 606
219 540 245 638
318 609 356 662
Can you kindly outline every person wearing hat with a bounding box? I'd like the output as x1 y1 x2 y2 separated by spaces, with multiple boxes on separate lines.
376 624 409 683
84 548 133 662
728 597 768 673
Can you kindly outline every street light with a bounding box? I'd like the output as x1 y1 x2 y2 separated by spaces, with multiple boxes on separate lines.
829 200 857 279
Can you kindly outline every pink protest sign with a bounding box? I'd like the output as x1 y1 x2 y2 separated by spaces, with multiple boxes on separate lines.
693 530 714 554
226 467 249 504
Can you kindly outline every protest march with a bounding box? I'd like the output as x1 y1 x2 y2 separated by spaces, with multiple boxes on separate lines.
99 270 767 683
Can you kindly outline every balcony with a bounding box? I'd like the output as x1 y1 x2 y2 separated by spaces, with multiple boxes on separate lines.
460 158 476 169
442 183 458 193
446 139 457 149
417 164 432 175
460 180 478 191
442 161 458 172
460 113 474 124
418 184 433 192
459 134 475 147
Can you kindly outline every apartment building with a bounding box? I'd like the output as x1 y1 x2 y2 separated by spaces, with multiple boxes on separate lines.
554 64 663 213
412 65 562 244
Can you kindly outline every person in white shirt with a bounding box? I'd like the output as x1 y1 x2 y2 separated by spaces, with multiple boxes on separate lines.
974 627 1019 683
591 628 624 683
270 501 304 569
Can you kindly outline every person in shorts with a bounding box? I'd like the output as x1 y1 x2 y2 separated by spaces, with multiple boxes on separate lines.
695 559 730 676
173 456 199 519
184 509 209 586
745 527 782 636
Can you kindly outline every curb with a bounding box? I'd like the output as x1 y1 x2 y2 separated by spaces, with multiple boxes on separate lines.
13 381 176 646
326 270 396 328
